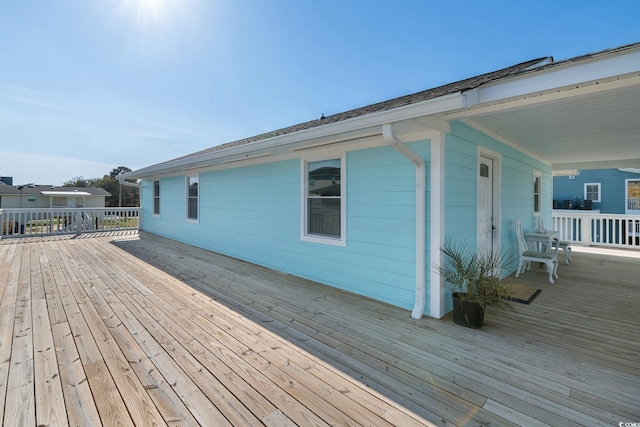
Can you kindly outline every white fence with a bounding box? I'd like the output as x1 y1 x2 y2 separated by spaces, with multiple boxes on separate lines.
627 197 640 213
552 211 640 249
1 207 140 238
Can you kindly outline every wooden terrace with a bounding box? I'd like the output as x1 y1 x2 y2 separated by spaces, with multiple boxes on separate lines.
1 232 638 426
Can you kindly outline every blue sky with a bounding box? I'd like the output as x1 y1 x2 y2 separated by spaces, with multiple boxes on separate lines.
1 0 638 186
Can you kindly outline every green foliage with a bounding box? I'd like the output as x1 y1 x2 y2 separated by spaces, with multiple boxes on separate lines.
64 167 139 207
437 240 515 311
62 176 97 187
109 166 132 179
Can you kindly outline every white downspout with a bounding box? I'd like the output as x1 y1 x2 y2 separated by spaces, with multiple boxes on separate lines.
382 123 426 319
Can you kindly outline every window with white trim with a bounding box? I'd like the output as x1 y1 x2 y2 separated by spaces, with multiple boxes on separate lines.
302 157 345 245
186 175 199 221
153 180 160 215
584 183 600 202
533 171 541 214
627 180 640 212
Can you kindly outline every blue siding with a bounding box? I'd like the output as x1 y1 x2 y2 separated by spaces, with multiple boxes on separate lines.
553 169 640 214
140 122 551 318
447 121 553 283
141 143 430 312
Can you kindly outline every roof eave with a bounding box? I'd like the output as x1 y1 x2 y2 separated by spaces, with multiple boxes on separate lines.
446 42 640 119
122 92 469 179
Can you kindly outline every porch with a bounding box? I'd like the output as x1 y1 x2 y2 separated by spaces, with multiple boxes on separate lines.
0 208 140 238
0 232 638 426
552 211 640 249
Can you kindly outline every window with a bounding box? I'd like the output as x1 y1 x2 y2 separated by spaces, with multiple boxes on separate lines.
153 180 160 215
627 180 640 212
187 175 199 221
584 183 601 202
533 171 541 214
302 157 345 245
479 163 489 178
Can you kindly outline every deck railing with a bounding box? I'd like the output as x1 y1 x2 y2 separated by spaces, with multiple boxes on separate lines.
627 197 640 213
0 207 140 239
552 211 640 249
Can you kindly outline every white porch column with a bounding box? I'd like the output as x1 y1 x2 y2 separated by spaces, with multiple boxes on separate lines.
430 131 446 318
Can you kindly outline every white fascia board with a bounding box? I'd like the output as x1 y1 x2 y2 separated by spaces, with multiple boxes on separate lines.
474 48 640 105
619 168 640 174
554 158 640 171
446 72 640 120
124 92 466 179
41 191 92 196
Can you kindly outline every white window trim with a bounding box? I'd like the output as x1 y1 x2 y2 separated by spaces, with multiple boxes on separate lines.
300 154 346 247
186 174 199 223
625 179 640 214
533 170 542 216
153 180 160 216
584 182 601 203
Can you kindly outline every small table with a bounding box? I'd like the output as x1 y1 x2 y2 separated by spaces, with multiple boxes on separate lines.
525 230 559 254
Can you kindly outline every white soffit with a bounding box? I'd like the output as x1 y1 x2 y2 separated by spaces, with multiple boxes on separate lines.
441 48 640 171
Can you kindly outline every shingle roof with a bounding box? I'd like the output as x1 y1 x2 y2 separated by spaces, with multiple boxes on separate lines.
508 41 640 77
171 56 549 162
126 41 640 176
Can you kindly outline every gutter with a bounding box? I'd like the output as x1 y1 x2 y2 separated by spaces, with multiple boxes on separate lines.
117 179 141 188
382 123 426 319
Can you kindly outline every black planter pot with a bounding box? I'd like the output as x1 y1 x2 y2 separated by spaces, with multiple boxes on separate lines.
452 292 485 328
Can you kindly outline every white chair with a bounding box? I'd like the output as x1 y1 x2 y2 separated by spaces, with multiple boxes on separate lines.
538 216 572 265
515 219 559 284
554 239 572 265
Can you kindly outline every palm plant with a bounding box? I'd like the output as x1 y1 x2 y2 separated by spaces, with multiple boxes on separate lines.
437 240 515 327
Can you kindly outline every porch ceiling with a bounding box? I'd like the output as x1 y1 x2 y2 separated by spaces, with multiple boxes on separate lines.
458 78 640 172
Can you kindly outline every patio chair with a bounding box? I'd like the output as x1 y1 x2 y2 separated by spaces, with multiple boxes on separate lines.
538 216 572 265
554 239 572 264
515 219 559 284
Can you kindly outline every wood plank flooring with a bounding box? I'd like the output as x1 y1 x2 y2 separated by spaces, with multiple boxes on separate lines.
0 232 638 426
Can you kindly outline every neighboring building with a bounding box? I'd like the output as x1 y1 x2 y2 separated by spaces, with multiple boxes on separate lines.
0 184 110 209
554 169 640 215
0 177 13 185
122 42 640 319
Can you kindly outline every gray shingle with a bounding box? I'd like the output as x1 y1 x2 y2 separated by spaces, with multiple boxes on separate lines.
172 57 548 161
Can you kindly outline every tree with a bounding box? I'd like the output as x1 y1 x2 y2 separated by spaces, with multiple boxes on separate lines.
65 167 139 207
63 176 97 187
98 166 139 207
110 166 132 180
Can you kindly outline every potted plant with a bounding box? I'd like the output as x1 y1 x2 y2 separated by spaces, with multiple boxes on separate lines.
437 240 514 328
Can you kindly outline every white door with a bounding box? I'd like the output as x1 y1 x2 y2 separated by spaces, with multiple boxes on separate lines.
478 155 495 255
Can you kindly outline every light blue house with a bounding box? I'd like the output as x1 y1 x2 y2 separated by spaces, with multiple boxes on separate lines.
122 42 640 319
554 168 640 215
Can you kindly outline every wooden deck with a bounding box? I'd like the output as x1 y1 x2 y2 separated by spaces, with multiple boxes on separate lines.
1 232 638 426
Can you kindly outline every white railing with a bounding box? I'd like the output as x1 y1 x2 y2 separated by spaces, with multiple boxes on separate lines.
552 211 640 249
627 197 640 213
0 207 140 239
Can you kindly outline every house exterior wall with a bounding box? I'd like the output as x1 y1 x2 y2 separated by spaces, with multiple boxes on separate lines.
141 141 429 312
87 196 108 208
139 122 552 317
443 122 552 312
0 196 21 208
553 169 640 214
